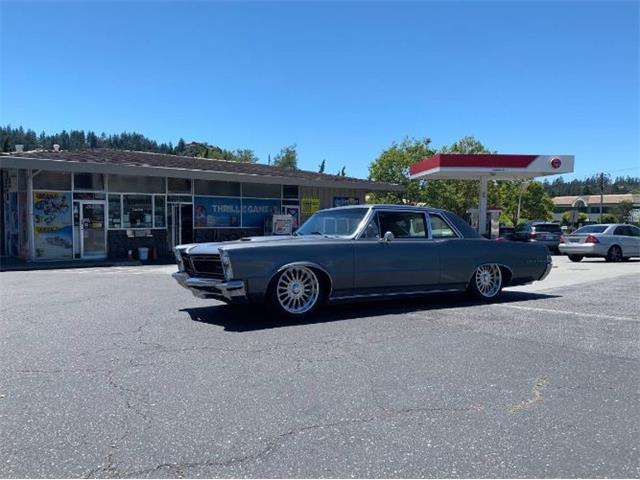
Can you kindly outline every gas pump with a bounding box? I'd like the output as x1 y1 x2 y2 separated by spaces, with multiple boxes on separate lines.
467 208 502 239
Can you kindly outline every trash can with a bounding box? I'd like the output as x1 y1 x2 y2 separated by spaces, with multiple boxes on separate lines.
138 247 149 261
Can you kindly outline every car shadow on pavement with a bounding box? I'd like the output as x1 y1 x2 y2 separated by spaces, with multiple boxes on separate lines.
180 290 560 332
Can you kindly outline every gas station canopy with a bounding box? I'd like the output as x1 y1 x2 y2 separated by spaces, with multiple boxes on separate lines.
409 154 574 180
409 154 575 235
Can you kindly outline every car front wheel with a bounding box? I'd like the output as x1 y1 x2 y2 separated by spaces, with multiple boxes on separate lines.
568 255 583 262
469 263 503 301
268 265 323 317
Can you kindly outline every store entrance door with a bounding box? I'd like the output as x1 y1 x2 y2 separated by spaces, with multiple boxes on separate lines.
79 201 107 259
168 203 193 249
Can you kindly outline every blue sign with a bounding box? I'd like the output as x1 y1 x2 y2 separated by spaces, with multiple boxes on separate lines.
194 197 241 228
242 198 281 227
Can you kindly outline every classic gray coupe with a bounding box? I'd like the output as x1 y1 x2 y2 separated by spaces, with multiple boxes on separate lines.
172 205 552 316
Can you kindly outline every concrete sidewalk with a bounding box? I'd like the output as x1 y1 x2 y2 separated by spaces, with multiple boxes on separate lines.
0 256 174 272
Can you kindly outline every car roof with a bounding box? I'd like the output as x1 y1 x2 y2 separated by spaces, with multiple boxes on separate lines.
322 204 443 213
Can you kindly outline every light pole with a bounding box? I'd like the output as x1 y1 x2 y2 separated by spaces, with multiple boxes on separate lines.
516 180 530 225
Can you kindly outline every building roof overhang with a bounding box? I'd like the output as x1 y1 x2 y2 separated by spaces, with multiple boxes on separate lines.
0 149 403 192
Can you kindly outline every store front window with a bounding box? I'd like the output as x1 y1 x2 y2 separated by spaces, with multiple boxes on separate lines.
123 195 153 228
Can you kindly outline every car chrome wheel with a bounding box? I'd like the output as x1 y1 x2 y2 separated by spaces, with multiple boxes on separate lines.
473 264 503 298
275 266 320 315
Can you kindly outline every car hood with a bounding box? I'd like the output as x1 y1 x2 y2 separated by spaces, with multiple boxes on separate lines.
178 235 344 255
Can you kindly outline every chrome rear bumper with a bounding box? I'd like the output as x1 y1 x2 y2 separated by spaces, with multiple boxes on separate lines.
172 272 247 301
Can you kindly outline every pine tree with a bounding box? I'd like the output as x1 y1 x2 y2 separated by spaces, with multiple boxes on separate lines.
318 159 326 173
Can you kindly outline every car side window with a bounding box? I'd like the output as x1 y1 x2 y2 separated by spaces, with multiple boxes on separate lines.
614 226 629 236
361 214 380 239
630 226 640 237
377 211 427 239
429 214 458 239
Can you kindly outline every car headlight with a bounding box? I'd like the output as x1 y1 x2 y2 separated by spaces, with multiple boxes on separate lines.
173 248 185 271
219 249 234 280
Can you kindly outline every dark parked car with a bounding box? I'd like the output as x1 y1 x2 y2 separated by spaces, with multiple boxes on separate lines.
498 226 515 240
512 221 563 253
173 205 552 317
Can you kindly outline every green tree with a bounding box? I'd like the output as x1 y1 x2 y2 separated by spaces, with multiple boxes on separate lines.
318 159 326 173
600 213 617 223
614 200 634 223
339 166 346 177
561 211 589 226
176 138 186 153
234 149 258 163
518 181 554 222
273 144 298 169
368 137 435 204
422 136 495 216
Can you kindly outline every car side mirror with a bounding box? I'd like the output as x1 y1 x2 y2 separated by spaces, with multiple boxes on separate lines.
380 231 395 243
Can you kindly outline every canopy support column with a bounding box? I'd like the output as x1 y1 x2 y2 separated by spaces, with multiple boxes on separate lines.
478 175 488 236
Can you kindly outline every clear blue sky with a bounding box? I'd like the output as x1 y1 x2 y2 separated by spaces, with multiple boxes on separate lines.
1 1 638 180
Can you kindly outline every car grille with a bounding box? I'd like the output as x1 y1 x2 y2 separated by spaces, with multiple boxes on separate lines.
181 253 225 279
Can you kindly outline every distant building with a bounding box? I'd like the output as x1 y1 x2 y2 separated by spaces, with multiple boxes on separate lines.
552 193 640 222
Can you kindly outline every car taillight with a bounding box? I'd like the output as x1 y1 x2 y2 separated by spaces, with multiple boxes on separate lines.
585 234 599 244
559 235 565 243
528 232 537 239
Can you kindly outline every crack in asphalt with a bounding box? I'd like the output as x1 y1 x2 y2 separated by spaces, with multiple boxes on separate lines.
119 403 483 478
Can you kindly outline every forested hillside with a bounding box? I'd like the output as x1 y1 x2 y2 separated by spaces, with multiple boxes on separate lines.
0 126 258 163
542 175 640 196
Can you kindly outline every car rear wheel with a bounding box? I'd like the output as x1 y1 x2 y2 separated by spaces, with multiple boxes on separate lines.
268 266 322 317
605 245 623 262
469 263 503 301
568 255 583 262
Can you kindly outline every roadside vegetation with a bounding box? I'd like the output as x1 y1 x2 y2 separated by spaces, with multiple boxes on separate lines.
3 125 637 225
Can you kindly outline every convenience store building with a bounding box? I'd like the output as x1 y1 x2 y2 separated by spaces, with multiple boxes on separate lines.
1 149 401 262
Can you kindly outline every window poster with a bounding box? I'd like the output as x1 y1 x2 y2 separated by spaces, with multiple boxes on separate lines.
194 197 241 228
194 197 281 228
301 197 320 215
33 191 73 259
283 205 300 230
242 198 281 228
333 196 360 207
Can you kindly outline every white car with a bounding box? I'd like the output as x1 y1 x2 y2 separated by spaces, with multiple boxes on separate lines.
559 224 640 262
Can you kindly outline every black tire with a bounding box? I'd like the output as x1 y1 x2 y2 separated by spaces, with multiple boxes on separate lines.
468 264 504 301
605 245 623 262
622 257 631 262
568 255 583 262
267 265 324 318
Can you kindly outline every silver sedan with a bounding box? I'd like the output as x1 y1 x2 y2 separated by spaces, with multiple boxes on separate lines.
559 224 640 262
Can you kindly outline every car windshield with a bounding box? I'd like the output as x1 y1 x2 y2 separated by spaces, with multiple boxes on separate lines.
296 208 368 237
573 225 608 234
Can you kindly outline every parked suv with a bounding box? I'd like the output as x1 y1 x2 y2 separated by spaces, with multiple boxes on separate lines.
512 222 563 253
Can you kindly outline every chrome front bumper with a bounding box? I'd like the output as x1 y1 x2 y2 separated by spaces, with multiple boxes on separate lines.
172 272 247 301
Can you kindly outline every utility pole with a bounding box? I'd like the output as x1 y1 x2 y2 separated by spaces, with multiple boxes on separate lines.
599 172 607 222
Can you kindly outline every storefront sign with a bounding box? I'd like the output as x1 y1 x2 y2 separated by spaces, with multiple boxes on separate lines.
194 197 241 228
33 191 73 259
242 198 281 228
194 197 281 228
333 196 360 207
301 197 320 215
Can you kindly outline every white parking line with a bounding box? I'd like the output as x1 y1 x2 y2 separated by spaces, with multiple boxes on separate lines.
494 304 639 323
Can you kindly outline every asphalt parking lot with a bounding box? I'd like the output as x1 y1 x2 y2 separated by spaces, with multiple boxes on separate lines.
1 256 639 478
